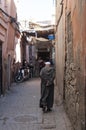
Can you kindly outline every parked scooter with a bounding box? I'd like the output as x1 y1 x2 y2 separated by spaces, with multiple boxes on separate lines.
15 67 30 83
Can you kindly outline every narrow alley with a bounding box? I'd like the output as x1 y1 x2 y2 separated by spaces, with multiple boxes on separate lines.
0 78 73 130
0 1 86 129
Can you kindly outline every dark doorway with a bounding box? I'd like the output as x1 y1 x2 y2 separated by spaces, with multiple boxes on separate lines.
7 55 11 89
38 51 50 61
0 42 2 95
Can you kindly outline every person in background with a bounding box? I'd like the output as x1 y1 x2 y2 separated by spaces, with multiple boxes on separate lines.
38 57 45 72
35 58 40 77
39 61 55 113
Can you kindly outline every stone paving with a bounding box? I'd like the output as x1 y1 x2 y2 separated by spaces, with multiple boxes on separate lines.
0 78 73 130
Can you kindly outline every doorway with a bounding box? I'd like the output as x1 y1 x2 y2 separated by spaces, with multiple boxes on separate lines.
7 55 11 89
38 51 50 61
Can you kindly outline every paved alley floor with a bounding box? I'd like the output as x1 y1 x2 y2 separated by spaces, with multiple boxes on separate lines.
0 78 73 130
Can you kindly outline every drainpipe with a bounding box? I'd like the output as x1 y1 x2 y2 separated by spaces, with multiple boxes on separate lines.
0 8 19 29
0 8 16 22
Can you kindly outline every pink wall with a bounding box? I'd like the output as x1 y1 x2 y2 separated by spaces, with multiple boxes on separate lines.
0 0 19 93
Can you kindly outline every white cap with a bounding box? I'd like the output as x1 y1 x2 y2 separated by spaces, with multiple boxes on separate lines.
45 62 51 65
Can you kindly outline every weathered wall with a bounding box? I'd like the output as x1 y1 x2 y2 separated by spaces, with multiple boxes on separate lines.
65 0 86 129
0 0 19 94
55 0 86 129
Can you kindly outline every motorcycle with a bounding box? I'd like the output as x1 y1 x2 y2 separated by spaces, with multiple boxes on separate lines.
15 67 30 83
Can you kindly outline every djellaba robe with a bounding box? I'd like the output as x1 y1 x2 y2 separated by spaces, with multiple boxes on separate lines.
39 65 55 109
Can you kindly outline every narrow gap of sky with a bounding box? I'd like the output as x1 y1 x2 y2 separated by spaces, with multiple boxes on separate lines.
14 0 54 21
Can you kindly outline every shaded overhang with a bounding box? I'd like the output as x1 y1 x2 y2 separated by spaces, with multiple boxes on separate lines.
22 27 55 40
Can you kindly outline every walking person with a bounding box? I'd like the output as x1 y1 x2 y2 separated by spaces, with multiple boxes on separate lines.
39 61 55 113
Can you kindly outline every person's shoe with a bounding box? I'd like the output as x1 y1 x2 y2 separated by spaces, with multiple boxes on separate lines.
42 106 46 113
47 108 52 112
